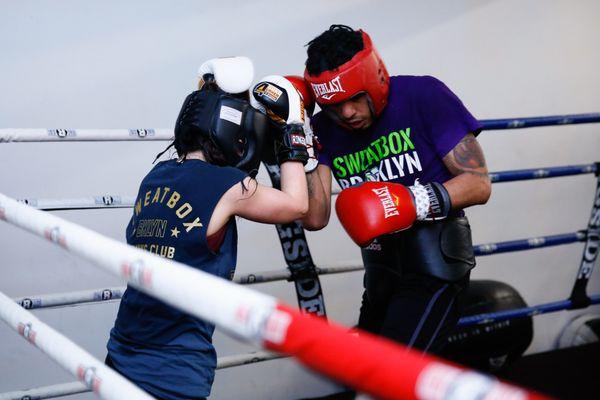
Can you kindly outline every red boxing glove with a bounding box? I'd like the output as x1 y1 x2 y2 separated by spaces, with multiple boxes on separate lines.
335 182 417 247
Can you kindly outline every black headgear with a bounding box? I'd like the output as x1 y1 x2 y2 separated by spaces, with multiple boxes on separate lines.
175 90 268 174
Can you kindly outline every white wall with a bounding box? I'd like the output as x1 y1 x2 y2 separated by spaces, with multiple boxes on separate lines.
1 1 599 398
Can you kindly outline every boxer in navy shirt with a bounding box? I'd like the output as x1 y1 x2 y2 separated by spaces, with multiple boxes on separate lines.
107 58 309 399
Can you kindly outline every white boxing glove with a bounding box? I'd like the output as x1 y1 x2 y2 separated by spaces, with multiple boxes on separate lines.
250 75 305 125
197 56 254 94
251 75 309 165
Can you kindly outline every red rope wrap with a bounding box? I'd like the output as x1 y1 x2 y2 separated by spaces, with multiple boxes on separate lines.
264 304 551 400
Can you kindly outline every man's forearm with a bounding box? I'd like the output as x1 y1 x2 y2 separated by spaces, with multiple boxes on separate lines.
443 172 491 210
301 169 331 230
442 133 492 210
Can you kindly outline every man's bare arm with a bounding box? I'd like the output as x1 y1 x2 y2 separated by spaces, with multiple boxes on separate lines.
301 164 333 230
442 133 492 209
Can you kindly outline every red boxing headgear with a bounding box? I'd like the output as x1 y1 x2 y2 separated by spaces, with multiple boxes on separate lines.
304 30 390 116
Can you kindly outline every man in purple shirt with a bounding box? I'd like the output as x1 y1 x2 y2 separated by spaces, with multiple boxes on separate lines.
301 25 491 354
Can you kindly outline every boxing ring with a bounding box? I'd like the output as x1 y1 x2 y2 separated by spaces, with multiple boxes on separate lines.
0 113 599 399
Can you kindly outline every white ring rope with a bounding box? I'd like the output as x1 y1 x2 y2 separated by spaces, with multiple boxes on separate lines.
0 291 153 400
17 193 345 211
0 129 172 142
18 196 136 211
14 287 125 310
28 192 340 210
0 352 285 400
0 193 545 400
13 265 364 310
0 381 88 400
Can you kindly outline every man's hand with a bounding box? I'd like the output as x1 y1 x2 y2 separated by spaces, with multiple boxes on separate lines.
335 182 417 247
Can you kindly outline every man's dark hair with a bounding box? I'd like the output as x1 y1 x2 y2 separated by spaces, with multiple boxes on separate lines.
305 25 364 76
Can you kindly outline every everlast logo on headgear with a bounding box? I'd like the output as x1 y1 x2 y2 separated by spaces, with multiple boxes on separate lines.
310 76 345 101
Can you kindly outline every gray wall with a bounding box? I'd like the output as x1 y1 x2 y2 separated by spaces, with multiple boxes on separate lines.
1 1 599 399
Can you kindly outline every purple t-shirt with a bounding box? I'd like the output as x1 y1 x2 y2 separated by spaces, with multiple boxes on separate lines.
313 75 481 189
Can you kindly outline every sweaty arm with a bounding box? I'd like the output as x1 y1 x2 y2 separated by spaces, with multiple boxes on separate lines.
301 164 333 231
442 133 492 209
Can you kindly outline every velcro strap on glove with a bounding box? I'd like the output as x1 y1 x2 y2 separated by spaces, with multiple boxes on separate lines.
276 124 309 165
304 116 320 172
409 180 452 221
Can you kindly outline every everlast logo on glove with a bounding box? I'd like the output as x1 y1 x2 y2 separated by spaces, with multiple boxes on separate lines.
310 76 345 101
371 186 400 218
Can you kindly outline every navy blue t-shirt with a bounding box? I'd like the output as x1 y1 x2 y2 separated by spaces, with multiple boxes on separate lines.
107 159 246 399
314 75 481 189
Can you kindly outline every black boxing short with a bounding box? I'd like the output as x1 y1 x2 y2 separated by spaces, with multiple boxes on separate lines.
357 217 475 353
362 216 475 282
